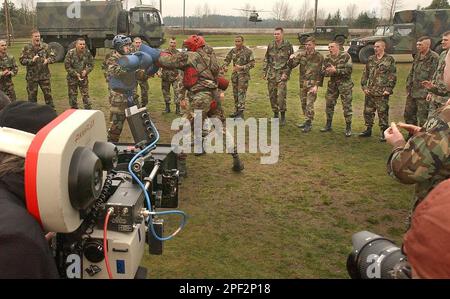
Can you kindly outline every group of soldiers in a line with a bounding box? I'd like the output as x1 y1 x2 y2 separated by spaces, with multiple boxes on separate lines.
1 28 449 144
260 28 450 141
0 30 185 117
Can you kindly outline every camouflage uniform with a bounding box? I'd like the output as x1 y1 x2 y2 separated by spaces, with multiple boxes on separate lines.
103 50 129 143
222 46 255 113
361 54 397 130
161 47 182 105
0 52 18 101
388 104 450 212
130 45 150 107
289 49 324 122
19 42 55 108
64 48 94 109
263 40 294 113
321 51 353 125
427 50 450 116
405 50 439 127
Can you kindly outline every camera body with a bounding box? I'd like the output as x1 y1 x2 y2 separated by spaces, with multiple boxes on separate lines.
48 106 183 279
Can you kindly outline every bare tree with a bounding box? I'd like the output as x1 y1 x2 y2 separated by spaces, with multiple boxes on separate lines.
382 0 402 22
345 4 358 22
272 0 292 21
316 8 326 25
202 3 211 17
297 0 310 25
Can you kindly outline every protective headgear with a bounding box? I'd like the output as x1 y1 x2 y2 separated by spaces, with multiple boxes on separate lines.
183 35 205 52
113 34 132 54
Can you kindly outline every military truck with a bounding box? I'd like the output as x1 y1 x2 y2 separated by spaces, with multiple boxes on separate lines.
298 26 349 45
36 0 164 62
348 9 450 64
348 25 393 62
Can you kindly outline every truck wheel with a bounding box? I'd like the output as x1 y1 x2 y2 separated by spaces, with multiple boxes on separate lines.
335 35 346 45
350 54 360 63
117 11 128 33
48 42 66 62
359 45 374 64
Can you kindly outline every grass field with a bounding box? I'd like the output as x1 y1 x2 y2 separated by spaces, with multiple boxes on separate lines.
5 36 414 278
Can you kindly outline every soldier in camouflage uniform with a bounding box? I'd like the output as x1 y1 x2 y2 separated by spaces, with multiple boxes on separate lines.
320 42 353 137
404 36 439 128
0 40 18 102
19 30 55 109
222 36 255 119
360 40 397 142
288 37 323 133
104 35 133 143
64 38 94 109
422 31 450 116
263 28 294 126
385 104 450 220
131 37 150 107
160 37 182 114
158 35 244 172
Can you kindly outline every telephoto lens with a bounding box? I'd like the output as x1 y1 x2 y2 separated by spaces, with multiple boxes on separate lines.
347 231 410 279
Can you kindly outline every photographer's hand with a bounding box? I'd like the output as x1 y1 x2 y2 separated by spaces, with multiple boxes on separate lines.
385 122 406 149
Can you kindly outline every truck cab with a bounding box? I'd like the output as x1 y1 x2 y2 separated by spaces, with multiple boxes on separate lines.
298 26 349 45
128 5 164 48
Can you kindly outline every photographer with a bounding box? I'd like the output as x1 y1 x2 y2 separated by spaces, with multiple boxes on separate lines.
0 101 59 278
403 179 450 278
384 102 450 213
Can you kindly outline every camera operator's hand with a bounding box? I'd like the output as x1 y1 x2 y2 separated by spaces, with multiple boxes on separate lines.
385 122 406 149
397 122 422 137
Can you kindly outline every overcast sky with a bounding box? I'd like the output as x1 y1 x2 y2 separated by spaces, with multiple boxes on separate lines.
12 0 433 18
144 0 430 17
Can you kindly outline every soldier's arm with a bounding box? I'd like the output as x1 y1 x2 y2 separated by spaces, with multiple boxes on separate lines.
19 46 34 66
11 57 18 76
158 52 189 70
262 45 270 75
46 47 56 64
361 60 369 88
222 49 233 68
242 51 255 71
64 51 78 77
316 54 324 87
387 129 449 185
335 54 352 77
385 57 397 94
86 52 94 74
107 56 128 77
283 44 295 77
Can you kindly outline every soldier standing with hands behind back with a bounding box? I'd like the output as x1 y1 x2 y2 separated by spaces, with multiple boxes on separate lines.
222 35 255 119
359 40 397 142
19 30 56 109
0 40 18 102
263 27 293 126
64 38 94 109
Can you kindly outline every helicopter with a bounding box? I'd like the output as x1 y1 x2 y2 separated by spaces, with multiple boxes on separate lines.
233 9 271 23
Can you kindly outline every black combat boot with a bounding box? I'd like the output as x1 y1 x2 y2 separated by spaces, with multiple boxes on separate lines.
379 127 388 142
175 104 181 115
320 119 333 132
164 103 171 113
280 112 286 126
274 112 279 119
302 120 312 133
232 153 244 172
345 122 352 137
229 110 238 118
297 121 307 128
359 127 372 137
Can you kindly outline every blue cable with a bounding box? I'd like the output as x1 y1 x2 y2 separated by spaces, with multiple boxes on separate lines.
127 117 187 242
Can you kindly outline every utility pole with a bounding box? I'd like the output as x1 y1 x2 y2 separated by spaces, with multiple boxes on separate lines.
160 0 162 16
314 0 318 30
183 0 185 34
4 0 12 46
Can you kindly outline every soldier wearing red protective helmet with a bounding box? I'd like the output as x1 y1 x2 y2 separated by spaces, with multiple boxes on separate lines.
158 35 244 172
